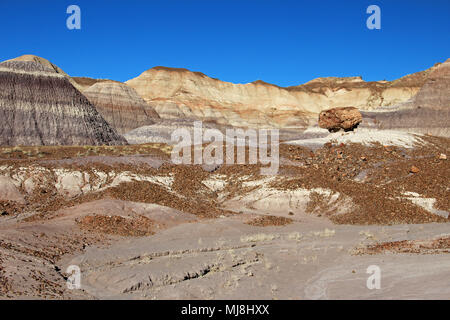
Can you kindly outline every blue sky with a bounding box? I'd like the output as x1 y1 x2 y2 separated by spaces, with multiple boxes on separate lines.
0 0 449 86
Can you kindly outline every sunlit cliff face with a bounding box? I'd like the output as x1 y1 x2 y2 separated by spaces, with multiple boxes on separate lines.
126 64 438 128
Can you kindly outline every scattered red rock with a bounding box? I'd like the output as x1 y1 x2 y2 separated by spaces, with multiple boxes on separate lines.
410 166 420 173
277 137 449 225
353 236 450 255
76 214 155 237
245 215 293 227
1 138 449 227
0 201 26 216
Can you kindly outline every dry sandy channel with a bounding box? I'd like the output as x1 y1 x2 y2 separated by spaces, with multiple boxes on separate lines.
61 212 450 300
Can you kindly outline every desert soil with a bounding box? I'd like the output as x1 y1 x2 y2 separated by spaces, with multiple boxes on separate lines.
0 129 448 299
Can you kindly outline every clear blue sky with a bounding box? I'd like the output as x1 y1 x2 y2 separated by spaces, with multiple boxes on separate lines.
0 0 449 86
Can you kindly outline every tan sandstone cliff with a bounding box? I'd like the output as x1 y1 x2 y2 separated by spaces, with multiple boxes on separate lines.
126 64 439 128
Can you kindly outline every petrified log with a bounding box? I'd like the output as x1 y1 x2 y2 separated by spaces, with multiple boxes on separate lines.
319 107 362 132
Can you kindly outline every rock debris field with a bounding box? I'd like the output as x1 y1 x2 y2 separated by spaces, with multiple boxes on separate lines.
0 129 448 299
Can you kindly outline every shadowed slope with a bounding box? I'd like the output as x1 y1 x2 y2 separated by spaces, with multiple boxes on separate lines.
0 60 127 146
83 81 160 134
361 59 450 137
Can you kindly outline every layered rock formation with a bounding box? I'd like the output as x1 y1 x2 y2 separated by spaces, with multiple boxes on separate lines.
83 81 160 134
127 67 311 128
362 59 450 137
0 60 127 146
319 107 362 132
413 59 450 109
126 64 438 128
2 53 447 142
11 54 84 91
72 77 118 91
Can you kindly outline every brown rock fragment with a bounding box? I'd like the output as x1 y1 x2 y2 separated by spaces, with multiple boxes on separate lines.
410 166 420 173
318 107 362 132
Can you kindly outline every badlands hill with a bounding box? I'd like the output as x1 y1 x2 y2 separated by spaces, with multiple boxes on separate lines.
0 58 126 146
11 55 84 91
126 63 439 128
362 59 450 136
413 58 450 109
81 81 160 134
1 53 447 146
126 66 311 128
72 76 117 91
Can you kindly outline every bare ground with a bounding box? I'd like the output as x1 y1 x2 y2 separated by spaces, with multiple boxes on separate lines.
0 133 448 299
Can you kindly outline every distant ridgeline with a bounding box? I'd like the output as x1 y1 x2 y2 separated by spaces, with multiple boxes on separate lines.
0 54 449 146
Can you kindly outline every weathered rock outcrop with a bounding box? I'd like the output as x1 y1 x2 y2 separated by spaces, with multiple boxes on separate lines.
413 59 450 110
83 81 160 134
126 64 438 128
0 59 127 146
126 67 311 128
361 59 450 137
318 107 362 132
11 54 84 91
72 77 117 91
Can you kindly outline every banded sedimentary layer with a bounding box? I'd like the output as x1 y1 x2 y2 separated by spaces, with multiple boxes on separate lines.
0 60 127 146
362 59 450 137
125 64 439 128
413 59 450 109
72 77 118 91
11 54 84 91
83 81 160 134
